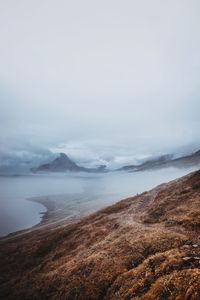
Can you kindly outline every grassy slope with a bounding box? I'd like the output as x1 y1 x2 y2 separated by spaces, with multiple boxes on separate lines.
0 170 200 299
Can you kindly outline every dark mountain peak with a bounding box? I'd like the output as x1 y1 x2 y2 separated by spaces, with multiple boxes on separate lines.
32 153 80 172
59 153 69 159
32 153 108 173
53 153 75 165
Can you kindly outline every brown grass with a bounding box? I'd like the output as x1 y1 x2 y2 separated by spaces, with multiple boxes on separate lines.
0 170 200 299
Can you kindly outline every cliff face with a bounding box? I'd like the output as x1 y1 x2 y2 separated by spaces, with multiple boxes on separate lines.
0 170 200 299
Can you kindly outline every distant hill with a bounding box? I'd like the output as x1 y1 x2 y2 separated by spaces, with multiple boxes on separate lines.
118 149 200 172
31 153 107 173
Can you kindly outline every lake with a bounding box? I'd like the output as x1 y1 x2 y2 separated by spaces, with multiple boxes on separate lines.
0 166 197 237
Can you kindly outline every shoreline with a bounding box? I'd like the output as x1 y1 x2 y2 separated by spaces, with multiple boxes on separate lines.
1 195 86 240
0 198 58 240
1 166 199 240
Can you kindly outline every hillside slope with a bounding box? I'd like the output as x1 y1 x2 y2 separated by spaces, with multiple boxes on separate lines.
0 170 200 299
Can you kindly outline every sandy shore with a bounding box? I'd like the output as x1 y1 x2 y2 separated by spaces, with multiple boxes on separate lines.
3 197 80 240
3 193 100 240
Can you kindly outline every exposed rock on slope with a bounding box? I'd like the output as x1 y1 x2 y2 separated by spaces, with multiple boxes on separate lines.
0 170 200 299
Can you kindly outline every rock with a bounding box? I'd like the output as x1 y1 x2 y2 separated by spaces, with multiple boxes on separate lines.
182 257 192 261
185 240 193 245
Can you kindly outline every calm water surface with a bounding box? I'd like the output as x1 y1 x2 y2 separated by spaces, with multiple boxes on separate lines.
0 167 197 237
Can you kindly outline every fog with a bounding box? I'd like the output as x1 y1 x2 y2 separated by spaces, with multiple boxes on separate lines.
0 1 200 168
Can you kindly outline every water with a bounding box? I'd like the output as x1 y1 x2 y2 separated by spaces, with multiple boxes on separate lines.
0 167 197 237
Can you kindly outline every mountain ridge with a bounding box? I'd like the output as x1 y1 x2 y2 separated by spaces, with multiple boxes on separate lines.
31 149 200 174
118 149 200 172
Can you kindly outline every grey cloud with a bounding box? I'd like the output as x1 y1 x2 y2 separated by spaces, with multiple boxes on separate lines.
0 0 199 165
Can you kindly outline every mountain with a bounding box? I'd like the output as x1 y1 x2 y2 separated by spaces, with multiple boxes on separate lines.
32 153 82 172
1 170 200 299
118 149 200 172
32 150 200 174
31 153 107 173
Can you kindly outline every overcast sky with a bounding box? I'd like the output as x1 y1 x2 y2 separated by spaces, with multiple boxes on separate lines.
0 0 200 166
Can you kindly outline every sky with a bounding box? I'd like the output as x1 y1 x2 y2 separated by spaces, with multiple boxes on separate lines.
0 0 200 169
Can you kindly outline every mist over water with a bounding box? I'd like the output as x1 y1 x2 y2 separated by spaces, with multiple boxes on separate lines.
0 166 197 237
